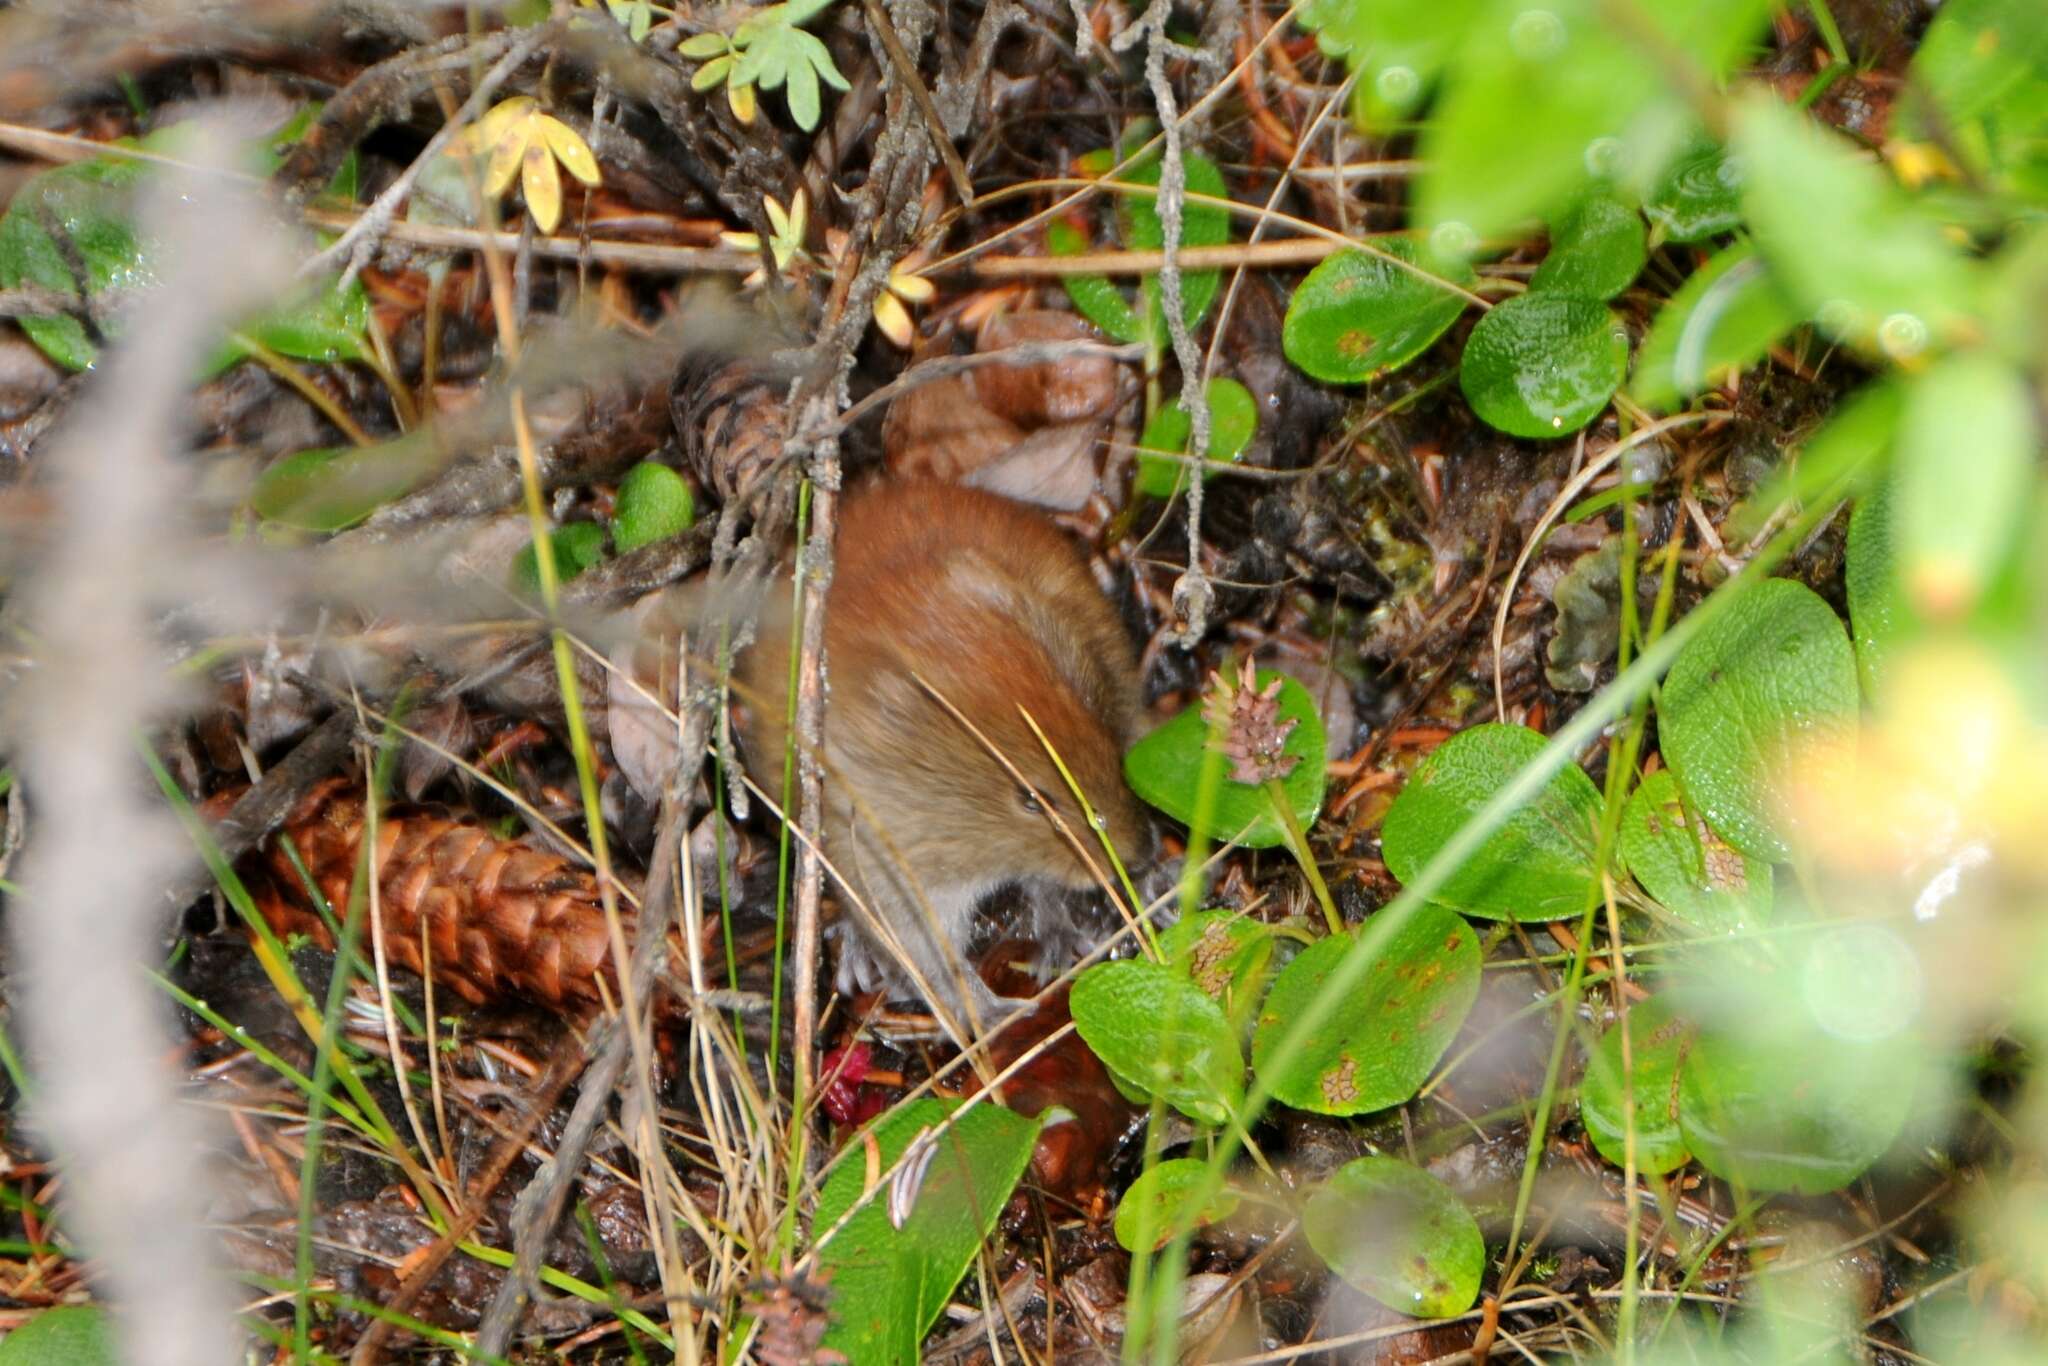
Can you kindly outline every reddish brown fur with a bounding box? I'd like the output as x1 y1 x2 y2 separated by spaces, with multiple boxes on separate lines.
738 481 1147 1032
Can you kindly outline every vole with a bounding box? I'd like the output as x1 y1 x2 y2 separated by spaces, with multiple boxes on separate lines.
620 481 1151 1038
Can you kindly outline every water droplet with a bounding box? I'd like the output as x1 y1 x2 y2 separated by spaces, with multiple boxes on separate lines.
1429 220 1477 260
1877 311 1929 360
1375 64 1421 108
1508 9 1567 60
1583 137 1625 178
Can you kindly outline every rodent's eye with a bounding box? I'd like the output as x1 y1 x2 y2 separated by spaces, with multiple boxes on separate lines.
1018 789 1043 815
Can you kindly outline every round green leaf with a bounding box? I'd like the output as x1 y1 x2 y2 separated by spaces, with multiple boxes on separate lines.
1531 190 1646 300
1579 994 1693 1175
1644 136 1746 242
1380 723 1603 921
1120 153 1230 340
1658 578 1858 862
0 1307 119 1366
814 1099 1041 1363
612 460 697 553
1619 769 1772 935
1113 1158 1242 1252
1251 905 1479 1116
1122 669 1325 849
512 521 610 595
1071 960 1244 1125
1460 292 1628 439
1282 238 1472 384
1135 377 1259 499
1630 242 1799 412
1047 218 1143 344
1678 1019 1915 1196
1302 1157 1484 1318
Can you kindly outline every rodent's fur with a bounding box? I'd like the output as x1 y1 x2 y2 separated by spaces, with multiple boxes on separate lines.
735 481 1149 1036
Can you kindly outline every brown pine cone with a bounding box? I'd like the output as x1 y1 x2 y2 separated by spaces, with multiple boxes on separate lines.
249 778 682 1016
670 349 796 508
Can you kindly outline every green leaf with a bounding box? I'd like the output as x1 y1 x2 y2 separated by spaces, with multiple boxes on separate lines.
1135 376 1259 498
1844 478 1909 696
1250 906 1480 1116
1460 292 1628 439
238 273 369 365
1047 218 1143 344
1678 1003 1916 1195
1113 1159 1242 1252
1120 154 1230 339
1894 353 2037 623
1070 960 1244 1125
1643 135 1746 242
1122 669 1326 849
1630 242 1799 412
814 1099 1041 1363
1158 908 1277 1031
678 32 731 59
1897 0 2048 195
1733 93 1980 359
612 461 697 553
1416 0 1771 245
0 1306 119 1366
1530 189 1646 300
1281 238 1473 384
1302 1157 1484 1318
784 48 822 129
1380 723 1603 922
1579 994 1693 1175
512 522 610 596
1619 769 1772 935
249 434 440 532
1658 578 1859 862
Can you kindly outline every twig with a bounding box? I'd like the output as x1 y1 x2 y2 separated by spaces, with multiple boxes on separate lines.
861 0 973 204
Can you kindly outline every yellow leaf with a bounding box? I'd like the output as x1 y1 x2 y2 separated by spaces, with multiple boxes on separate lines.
728 81 757 124
522 139 563 233
873 290 915 348
484 122 530 198
476 96 535 147
889 270 935 303
539 115 603 186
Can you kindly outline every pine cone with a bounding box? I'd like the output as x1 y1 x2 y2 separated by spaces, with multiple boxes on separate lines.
249 779 683 1016
670 350 795 508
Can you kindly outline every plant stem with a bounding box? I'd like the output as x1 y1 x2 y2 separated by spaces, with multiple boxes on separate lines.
1266 777 1341 936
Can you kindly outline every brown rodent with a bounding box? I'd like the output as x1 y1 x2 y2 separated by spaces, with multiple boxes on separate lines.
733 481 1151 1037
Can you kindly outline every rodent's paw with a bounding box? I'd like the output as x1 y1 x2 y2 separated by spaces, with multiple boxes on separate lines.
831 929 894 998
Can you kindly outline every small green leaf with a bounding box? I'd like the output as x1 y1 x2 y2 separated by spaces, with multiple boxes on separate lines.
784 50 821 129
1580 994 1693 1175
1302 1157 1484 1318
1530 189 1646 300
249 435 440 532
1459 292 1628 439
1381 723 1603 922
1113 1159 1242 1252
678 32 731 59
1119 153 1230 341
1251 905 1480 1116
1071 959 1243 1125
1630 242 1799 411
1122 669 1325 849
1620 769 1772 935
1659 579 1858 862
814 1099 1041 1363
1281 238 1473 384
1894 353 2036 623
1135 376 1259 498
1733 93 1980 358
612 461 697 553
1047 218 1143 344
512 522 610 596
1643 135 1746 242
0 1306 119 1366
239 273 369 364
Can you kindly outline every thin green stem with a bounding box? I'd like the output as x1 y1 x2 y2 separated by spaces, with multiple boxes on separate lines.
1267 776 1341 935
